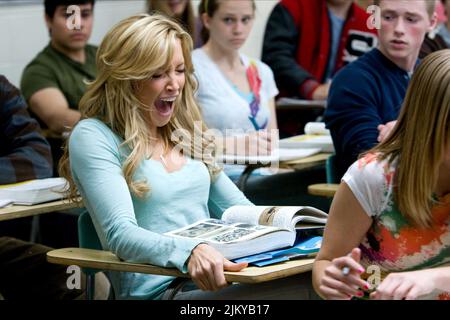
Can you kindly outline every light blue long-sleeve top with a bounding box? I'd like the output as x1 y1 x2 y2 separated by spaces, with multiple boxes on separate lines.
69 118 253 300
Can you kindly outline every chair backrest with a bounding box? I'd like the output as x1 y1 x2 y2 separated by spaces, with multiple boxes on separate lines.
326 154 340 184
78 210 102 275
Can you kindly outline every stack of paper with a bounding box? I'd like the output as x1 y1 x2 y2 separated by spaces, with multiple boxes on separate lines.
279 122 334 153
0 177 68 207
220 147 321 165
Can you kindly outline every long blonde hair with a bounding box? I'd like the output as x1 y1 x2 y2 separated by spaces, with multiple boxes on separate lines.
59 14 220 200
371 49 450 228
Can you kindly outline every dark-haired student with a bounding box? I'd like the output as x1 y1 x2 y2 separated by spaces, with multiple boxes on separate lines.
21 0 97 175
0 75 108 300
324 0 437 179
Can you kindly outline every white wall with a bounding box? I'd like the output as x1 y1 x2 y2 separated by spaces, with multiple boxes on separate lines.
0 0 147 86
0 0 277 87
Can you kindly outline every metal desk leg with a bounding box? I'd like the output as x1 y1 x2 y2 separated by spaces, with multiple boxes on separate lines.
238 165 257 192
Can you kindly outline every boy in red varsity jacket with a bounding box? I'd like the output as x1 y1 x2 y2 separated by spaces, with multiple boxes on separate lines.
262 0 378 100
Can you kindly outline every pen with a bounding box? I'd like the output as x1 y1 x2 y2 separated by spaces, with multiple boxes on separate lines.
342 267 350 276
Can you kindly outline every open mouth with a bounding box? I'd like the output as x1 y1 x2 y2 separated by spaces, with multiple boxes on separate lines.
154 97 177 116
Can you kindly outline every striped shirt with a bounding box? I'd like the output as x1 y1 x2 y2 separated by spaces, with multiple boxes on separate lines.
0 75 53 184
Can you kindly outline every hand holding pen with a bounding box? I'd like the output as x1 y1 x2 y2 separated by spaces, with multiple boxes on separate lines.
319 248 371 300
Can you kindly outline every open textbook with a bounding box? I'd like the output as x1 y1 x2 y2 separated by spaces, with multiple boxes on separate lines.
279 122 335 153
165 206 327 260
0 178 68 207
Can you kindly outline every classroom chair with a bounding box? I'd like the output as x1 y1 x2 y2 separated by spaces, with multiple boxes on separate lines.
77 210 104 300
307 154 339 198
46 210 315 299
47 210 187 300
325 154 340 184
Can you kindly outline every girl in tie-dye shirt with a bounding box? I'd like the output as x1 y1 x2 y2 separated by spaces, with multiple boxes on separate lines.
312 50 450 300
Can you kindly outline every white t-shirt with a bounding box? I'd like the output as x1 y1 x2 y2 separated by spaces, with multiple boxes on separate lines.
342 154 394 218
342 153 450 300
192 48 279 133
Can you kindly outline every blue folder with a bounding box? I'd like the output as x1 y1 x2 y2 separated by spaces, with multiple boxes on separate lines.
233 236 322 267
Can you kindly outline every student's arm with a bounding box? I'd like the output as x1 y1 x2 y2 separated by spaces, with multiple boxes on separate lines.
188 243 247 291
324 68 382 171
69 121 202 272
21 63 81 133
217 132 273 156
28 88 81 133
370 266 450 300
207 172 253 219
0 76 53 184
261 3 320 99
183 171 252 291
268 98 278 132
260 61 279 134
377 120 397 142
312 182 372 299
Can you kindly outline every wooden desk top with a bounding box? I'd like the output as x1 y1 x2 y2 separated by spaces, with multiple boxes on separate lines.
308 183 339 198
0 199 80 222
276 98 327 111
280 153 331 170
47 248 314 284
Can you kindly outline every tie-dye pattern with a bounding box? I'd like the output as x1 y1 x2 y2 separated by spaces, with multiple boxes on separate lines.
246 61 268 130
355 154 450 300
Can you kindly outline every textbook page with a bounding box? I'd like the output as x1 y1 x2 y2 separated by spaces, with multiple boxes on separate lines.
222 206 325 231
164 218 296 259
279 135 334 153
165 219 284 244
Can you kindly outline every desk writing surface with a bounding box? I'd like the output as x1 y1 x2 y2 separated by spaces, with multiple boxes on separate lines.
280 153 331 170
0 199 80 222
237 153 330 191
308 184 339 198
47 248 314 284
276 98 327 110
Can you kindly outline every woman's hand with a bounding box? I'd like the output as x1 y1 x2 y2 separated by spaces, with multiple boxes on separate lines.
224 131 273 156
318 248 370 300
311 83 331 100
370 269 440 300
187 244 248 291
377 120 397 142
